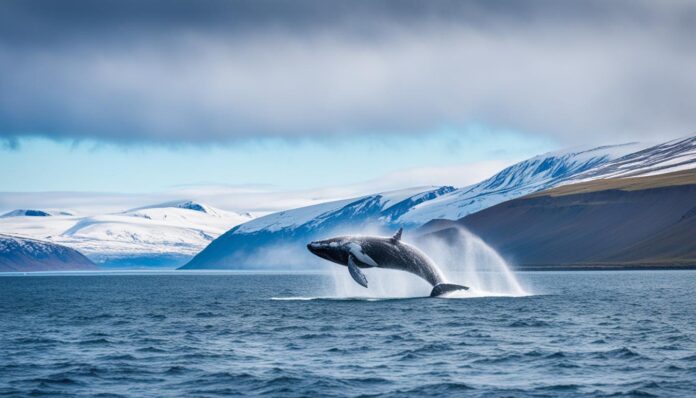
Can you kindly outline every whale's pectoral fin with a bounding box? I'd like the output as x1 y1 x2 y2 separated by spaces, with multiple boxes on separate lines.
348 255 368 288
346 242 378 267
430 283 469 297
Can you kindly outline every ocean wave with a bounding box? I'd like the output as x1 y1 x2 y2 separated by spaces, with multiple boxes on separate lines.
3 272 696 397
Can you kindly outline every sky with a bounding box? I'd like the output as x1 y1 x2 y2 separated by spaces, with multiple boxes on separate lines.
1 0 695 213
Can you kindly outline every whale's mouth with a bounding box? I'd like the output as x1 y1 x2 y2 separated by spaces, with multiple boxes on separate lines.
307 240 346 266
307 241 329 259
307 241 330 259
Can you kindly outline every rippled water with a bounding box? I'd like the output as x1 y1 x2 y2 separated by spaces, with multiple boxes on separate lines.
1 271 696 397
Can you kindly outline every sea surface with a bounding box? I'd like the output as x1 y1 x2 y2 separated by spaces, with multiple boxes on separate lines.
1 271 696 397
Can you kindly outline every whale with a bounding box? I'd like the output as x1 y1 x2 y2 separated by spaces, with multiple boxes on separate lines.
307 228 468 297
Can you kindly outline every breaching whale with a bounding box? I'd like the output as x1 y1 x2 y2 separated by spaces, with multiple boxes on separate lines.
307 228 468 297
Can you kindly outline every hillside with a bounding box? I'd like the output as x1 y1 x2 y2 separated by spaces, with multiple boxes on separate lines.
0 234 97 272
563 135 696 182
528 168 696 197
181 187 455 269
182 136 694 270
422 170 696 269
400 142 644 224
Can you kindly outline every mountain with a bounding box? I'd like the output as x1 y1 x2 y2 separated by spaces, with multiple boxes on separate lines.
0 234 97 272
181 186 456 269
183 135 696 270
182 141 663 269
4 135 692 270
0 201 253 268
397 142 646 224
562 135 696 183
1 209 75 218
409 135 692 226
421 169 696 269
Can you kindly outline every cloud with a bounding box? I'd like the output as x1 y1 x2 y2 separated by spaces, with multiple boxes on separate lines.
0 159 511 215
1 0 695 145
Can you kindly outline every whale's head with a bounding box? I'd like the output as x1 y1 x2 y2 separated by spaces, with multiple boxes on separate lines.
307 237 350 266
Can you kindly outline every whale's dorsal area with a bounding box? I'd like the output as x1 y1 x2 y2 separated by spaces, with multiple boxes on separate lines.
391 227 403 242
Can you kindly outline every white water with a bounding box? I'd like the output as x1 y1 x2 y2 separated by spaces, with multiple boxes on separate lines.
328 226 529 299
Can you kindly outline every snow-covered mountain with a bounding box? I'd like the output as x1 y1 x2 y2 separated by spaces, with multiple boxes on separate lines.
234 186 456 234
182 186 456 269
3 135 693 270
1 209 75 218
0 201 253 268
398 142 646 224
0 234 96 272
183 135 695 269
562 135 696 184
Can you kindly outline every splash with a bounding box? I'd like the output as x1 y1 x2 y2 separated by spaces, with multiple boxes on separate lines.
328 265 433 298
327 226 530 299
419 226 529 297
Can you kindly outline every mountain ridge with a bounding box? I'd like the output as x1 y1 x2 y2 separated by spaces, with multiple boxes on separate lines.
0 201 253 268
421 169 696 269
183 135 696 269
0 234 97 272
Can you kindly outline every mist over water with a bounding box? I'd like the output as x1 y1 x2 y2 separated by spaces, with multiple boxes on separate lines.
326 226 529 299
419 227 529 297
328 266 433 299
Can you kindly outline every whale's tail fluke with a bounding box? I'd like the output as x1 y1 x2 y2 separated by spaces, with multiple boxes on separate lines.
430 283 469 297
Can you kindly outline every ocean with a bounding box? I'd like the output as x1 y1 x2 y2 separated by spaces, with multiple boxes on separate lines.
1 271 695 397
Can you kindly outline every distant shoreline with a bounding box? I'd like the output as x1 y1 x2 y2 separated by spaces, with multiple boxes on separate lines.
514 264 696 271
2 267 696 276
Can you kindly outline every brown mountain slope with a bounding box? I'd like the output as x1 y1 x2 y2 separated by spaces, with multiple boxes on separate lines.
419 170 696 270
528 168 696 197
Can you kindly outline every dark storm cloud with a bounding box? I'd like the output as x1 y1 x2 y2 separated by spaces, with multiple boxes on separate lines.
1 0 695 144
5 0 691 47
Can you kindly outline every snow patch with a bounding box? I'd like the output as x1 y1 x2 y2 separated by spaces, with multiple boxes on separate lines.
0 201 254 263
